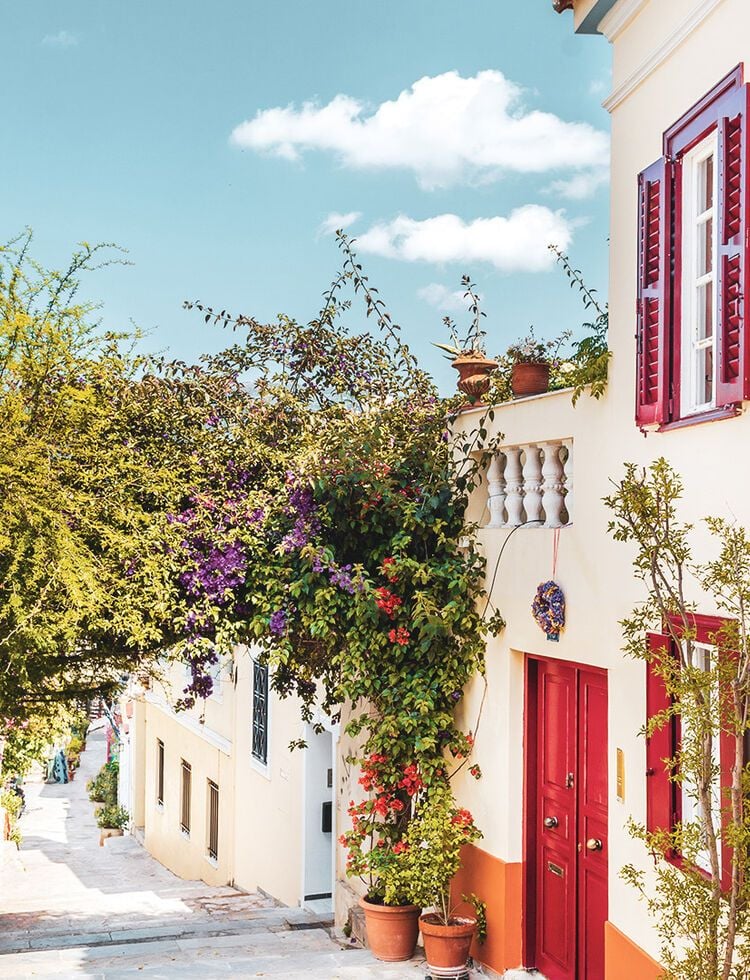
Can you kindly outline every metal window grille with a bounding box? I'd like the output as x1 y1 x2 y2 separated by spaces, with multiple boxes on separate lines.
252 661 269 765
180 760 191 834
156 739 165 806
207 780 219 861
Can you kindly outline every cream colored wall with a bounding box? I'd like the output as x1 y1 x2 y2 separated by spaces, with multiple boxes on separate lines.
601 0 750 958
137 659 236 887
448 0 750 963
228 645 306 907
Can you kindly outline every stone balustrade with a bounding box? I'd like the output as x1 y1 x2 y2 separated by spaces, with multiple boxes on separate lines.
486 440 572 528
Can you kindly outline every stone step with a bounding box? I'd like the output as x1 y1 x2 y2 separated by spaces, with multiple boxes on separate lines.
0 905 334 955
0 934 431 980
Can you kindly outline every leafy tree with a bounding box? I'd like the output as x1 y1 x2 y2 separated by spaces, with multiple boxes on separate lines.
0 232 252 722
605 459 750 980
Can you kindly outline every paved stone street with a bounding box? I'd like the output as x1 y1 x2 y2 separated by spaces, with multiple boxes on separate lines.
0 728 476 978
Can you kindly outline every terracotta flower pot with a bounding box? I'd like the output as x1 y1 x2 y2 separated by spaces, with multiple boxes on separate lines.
359 896 421 962
451 355 499 407
511 361 550 398
419 913 477 972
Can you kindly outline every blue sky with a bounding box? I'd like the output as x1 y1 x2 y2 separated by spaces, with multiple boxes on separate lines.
3 2 612 390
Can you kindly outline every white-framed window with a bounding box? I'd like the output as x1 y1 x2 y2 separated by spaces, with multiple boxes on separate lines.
156 738 165 808
180 759 192 836
251 658 270 775
681 132 719 417
680 642 721 874
206 779 219 862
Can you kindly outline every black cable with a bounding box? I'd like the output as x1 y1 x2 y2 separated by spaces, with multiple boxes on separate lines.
480 519 545 621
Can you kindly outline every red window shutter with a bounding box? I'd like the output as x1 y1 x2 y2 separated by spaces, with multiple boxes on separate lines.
646 631 674 834
717 84 750 406
636 159 671 426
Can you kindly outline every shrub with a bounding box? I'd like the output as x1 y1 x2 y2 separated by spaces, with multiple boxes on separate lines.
1 789 23 847
87 761 118 805
96 804 128 830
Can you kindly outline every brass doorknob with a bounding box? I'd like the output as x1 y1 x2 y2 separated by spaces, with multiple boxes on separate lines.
586 837 603 851
544 816 558 829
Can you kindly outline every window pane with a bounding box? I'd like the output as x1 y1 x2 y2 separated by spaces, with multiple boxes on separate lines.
697 217 713 277
698 154 714 213
696 346 713 406
698 281 713 340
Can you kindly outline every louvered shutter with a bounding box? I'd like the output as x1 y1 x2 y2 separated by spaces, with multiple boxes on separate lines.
646 632 674 834
636 159 671 426
717 84 750 406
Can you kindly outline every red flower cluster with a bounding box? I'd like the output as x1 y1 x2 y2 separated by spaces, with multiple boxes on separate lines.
388 627 410 646
469 764 482 780
451 808 474 828
381 557 398 582
375 587 402 618
398 763 424 797
358 753 388 793
393 841 409 855
373 793 405 817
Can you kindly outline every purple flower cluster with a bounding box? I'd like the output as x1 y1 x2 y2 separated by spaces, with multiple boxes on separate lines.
329 564 355 594
178 539 247 607
281 477 321 553
269 608 288 636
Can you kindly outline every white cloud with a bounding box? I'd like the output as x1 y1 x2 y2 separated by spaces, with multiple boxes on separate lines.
42 30 78 48
230 70 609 191
318 211 361 236
545 167 609 200
356 207 573 273
418 283 477 314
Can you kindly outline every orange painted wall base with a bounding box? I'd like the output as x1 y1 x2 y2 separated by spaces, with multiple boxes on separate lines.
605 921 662 980
451 844 523 975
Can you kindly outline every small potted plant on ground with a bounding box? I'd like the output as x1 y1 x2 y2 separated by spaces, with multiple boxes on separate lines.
96 804 129 846
383 784 483 975
506 327 571 398
434 276 498 407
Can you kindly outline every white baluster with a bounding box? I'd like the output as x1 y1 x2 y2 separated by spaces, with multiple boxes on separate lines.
504 447 525 526
541 443 565 528
522 445 543 526
562 440 573 525
487 453 507 528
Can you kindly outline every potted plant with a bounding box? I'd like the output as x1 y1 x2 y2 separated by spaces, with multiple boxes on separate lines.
383 785 483 975
96 803 129 846
506 327 571 398
339 754 421 962
434 276 498 406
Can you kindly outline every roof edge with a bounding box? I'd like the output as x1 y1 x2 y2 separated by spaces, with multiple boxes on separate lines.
576 0 619 34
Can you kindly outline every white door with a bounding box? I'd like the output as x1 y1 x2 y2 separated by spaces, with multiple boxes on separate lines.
303 726 333 900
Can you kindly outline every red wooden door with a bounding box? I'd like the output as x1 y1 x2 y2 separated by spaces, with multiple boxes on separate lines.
530 660 608 980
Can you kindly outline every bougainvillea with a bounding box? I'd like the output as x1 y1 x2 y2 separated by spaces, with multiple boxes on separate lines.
178 233 502 902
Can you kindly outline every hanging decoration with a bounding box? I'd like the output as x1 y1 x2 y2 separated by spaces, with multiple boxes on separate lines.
532 580 565 641
532 528 565 641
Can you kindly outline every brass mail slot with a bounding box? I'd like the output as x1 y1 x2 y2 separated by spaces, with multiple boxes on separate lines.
547 861 564 878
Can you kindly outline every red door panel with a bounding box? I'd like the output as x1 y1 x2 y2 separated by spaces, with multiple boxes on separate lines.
535 662 577 980
577 670 609 980
530 659 608 980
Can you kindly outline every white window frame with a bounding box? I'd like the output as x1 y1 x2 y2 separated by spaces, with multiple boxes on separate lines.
680 131 719 417
680 641 721 874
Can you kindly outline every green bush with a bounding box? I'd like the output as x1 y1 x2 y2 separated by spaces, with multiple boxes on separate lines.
87 760 118 805
1 790 23 848
96 804 128 830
